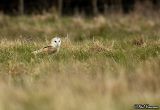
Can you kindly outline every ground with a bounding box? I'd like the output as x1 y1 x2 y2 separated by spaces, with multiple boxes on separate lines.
0 14 160 110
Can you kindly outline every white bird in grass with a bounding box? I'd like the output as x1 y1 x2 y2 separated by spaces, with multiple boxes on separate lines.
32 37 61 55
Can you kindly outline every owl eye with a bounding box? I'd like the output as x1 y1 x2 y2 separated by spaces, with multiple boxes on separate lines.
54 41 57 43
59 40 60 42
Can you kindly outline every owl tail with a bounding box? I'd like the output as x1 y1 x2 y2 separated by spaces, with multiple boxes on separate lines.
32 49 43 55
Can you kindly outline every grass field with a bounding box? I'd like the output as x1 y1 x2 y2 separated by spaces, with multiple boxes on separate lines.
0 14 160 110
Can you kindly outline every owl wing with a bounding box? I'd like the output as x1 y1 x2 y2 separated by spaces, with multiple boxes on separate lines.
42 46 58 54
32 46 57 54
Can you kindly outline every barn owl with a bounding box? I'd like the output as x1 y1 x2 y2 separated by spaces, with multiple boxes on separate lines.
32 37 61 54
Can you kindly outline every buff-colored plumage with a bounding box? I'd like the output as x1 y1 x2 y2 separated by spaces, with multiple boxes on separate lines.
32 37 61 55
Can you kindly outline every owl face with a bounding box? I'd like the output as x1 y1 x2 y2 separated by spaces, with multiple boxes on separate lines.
51 37 61 48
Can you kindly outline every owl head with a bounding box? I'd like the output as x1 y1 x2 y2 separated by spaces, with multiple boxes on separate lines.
51 37 61 48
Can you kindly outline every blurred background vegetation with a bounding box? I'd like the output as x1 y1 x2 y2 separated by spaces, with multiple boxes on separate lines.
0 0 160 41
0 0 160 15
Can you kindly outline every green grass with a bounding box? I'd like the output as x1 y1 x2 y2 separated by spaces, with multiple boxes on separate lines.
0 14 160 110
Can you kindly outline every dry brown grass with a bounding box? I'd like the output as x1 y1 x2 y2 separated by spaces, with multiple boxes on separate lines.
0 13 160 110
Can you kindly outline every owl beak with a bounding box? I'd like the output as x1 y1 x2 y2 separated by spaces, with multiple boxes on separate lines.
56 44 60 48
